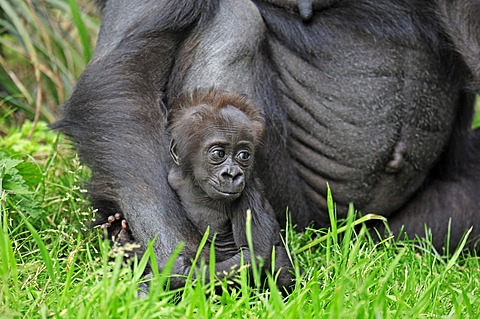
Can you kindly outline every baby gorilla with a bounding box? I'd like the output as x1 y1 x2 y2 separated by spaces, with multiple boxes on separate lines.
167 89 294 289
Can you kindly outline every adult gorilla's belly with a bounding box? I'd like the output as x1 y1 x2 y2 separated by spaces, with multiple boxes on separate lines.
270 38 459 217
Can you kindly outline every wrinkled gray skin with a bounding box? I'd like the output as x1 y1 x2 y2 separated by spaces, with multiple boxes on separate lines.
57 0 480 287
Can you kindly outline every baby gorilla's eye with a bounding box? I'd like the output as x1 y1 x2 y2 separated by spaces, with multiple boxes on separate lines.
237 151 251 161
213 150 225 158
209 148 226 161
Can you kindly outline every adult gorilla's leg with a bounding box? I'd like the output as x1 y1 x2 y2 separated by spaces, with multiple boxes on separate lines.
58 0 221 286
387 127 480 252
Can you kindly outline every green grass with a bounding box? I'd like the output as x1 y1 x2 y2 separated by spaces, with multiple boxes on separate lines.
1 0 480 317
0 0 98 125
1 123 479 318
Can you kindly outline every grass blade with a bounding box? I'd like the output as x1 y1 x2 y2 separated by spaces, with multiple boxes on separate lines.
67 0 92 63
18 211 57 287
297 213 386 253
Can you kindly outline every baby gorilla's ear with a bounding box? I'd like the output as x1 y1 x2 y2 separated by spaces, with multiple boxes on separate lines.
169 140 180 165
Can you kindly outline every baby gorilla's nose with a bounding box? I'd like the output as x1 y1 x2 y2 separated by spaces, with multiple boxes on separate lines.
220 164 244 188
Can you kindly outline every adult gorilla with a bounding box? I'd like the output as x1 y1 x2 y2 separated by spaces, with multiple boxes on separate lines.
58 0 480 275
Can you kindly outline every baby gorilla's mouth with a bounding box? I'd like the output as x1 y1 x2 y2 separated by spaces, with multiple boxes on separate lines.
217 189 241 196
211 185 242 200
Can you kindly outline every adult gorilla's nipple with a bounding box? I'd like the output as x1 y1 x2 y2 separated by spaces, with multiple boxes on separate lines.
385 141 407 174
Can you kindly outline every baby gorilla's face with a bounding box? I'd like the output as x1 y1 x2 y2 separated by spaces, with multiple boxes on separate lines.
168 92 264 203
192 108 256 202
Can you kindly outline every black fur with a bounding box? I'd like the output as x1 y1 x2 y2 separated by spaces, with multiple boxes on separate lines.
56 0 480 284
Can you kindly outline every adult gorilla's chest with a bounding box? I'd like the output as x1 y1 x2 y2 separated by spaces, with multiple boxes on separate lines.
267 20 460 217
170 0 462 221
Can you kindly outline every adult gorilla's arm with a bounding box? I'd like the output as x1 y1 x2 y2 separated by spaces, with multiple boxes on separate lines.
436 0 480 90
387 0 480 251
58 0 220 285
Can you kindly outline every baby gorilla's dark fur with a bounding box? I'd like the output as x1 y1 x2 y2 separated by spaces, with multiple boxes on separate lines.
167 89 294 289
